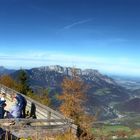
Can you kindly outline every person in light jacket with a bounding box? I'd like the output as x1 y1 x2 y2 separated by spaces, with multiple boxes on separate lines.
12 93 27 118
8 100 20 118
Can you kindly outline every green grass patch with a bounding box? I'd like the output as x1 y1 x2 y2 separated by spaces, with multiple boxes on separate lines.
94 88 111 96
93 124 131 136
102 125 130 132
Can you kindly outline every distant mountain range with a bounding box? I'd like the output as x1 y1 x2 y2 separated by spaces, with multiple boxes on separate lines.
0 65 131 120
111 75 140 90
0 66 15 75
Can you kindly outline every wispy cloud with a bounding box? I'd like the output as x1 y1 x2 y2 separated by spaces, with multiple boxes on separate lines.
0 51 140 76
63 18 92 29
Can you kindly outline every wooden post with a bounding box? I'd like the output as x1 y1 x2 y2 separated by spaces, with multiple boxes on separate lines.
47 111 51 125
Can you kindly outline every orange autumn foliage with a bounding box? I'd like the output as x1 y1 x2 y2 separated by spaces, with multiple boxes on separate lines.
0 75 20 90
58 74 87 123
58 69 95 139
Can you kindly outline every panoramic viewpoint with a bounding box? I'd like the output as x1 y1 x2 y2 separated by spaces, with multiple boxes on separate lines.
0 0 140 140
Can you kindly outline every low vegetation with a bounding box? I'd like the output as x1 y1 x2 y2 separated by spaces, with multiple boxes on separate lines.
27 88 51 106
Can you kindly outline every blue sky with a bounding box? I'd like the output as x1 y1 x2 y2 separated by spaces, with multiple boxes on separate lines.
0 0 140 76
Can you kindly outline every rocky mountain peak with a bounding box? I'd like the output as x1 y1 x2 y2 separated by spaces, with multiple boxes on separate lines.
31 65 116 86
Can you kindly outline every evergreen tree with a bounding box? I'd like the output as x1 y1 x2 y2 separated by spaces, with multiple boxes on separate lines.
18 69 30 95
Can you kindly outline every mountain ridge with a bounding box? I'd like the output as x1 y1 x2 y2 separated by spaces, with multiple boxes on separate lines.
0 65 130 120
0 66 15 75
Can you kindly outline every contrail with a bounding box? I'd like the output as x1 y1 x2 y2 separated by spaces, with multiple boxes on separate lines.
64 18 92 29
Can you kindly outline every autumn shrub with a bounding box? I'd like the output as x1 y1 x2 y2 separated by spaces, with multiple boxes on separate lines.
58 68 95 140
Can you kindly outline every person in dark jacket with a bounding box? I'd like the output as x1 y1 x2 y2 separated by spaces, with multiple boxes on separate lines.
12 93 27 118
0 100 6 119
